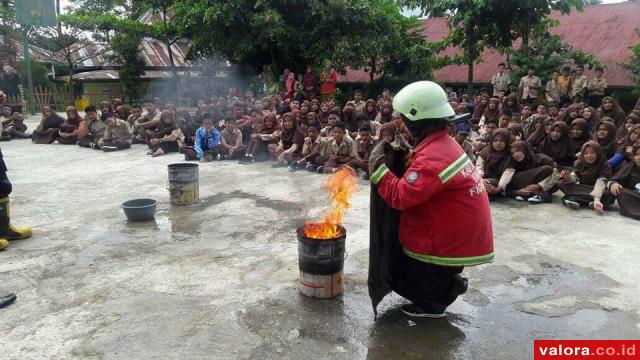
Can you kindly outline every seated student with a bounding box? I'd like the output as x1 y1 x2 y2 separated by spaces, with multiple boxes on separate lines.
346 123 376 179
218 116 246 160
477 128 512 197
580 106 600 132
496 140 556 203
32 106 64 144
568 118 591 156
0 106 12 127
538 121 574 168
240 113 280 163
507 122 525 143
314 122 357 174
608 145 640 220
181 116 221 162
320 110 341 138
98 115 133 152
391 111 413 144
99 101 115 123
473 118 499 154
1 113 30 139
148 110 184 157
498 109 512 129
132 100 161 144
56 106 83 145
526 116 553 149
593 119 619 164
127 104 143 128
454 122 476 163
273 112 305 167
353 113 381 140
77 105 106 148
548 102 560 119
522 104 543 135
609 124 640 171
558 141 613 212
232 102 254 141
290 124 326 172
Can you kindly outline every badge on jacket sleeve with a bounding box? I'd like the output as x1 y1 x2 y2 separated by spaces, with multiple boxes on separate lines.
407 171 419 184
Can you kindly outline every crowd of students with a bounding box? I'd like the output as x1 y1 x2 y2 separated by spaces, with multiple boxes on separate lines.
0 64 639 220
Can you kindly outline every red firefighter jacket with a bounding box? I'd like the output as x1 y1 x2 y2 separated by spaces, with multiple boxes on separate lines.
370 129 494 266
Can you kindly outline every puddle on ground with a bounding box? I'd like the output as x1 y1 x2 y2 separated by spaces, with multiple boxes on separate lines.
238 252 640 360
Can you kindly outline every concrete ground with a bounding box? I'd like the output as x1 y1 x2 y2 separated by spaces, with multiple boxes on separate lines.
1 117 639 359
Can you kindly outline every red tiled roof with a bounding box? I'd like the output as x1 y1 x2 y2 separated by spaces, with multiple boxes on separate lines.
342 3 640 88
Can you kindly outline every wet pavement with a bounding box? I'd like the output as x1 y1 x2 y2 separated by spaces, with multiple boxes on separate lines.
1 120 639 359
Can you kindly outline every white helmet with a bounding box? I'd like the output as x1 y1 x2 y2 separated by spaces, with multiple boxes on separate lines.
393 81 463 122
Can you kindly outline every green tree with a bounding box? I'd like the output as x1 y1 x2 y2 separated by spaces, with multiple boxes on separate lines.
172 0 435 81
622 30 640 94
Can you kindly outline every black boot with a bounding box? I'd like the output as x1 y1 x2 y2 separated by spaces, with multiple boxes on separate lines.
0 293 16 309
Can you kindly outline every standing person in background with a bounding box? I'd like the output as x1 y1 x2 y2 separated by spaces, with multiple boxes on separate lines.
491 63 510 97
353 90 366 113
545 71 562 105
518 67 541 108
588 67 607 109
557 66 573 107
284 72 296 100
320 62 338 101
570 64 588 102
302 65 318 100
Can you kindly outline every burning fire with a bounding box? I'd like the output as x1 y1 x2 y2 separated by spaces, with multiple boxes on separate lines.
303 167 358 239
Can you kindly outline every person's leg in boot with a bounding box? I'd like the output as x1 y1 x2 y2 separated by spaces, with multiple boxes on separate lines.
391 251 465 318
0 150 31 242
0 293 16 308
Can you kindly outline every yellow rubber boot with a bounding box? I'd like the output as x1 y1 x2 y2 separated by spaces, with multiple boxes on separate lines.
0 239 8 251
0 197 32 240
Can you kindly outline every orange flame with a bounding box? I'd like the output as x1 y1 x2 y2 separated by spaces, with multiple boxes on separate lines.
303 167 358 239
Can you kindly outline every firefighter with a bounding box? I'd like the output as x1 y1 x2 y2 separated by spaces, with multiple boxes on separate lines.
370 81 494 318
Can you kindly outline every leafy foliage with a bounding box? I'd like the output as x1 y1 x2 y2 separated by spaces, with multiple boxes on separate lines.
622 29 640 92
172 0 437 82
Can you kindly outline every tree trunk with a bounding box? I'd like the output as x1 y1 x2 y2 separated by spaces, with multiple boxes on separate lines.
466 25 475 94
369 57 376 83
521 17 530 55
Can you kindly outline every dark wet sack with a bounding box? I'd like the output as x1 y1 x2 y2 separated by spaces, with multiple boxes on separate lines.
368 141 409 317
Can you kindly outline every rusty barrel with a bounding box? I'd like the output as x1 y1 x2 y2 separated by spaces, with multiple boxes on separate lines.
297 226 346 298
167 163 199 205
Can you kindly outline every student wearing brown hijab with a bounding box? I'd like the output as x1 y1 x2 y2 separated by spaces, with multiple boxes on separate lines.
594 119 618 159
538 121 575 168
608 145 640 220
558 141 613 213
273 113 305 167
598 96 626 129
32 106 64 144
477 128 511 197
495 140 556 203
569 118 591 156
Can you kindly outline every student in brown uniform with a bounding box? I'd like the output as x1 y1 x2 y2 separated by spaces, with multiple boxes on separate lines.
133 100 161 144
77 105 106 148
598 97 626 129
148 110 183 157
273 112 305 167
32 106 64 144
594 119 618 160
608 145 640 220
1 113 29 140
569 118 591 156
346 123 376 179
218 117 246 160
290 124 326 172
495 140 556 203
240 112 281 163
98 115 134 151
315 122 357 174
558 141 613 213
538 121 574 168
477 128 512 198
56 106 83 145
